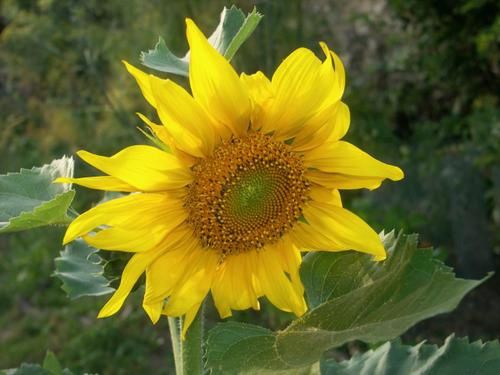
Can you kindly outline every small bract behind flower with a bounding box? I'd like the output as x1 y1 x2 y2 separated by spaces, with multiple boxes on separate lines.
56 17 403 337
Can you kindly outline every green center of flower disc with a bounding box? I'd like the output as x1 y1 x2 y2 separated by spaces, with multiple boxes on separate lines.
225 170 277 222
185 133 309 256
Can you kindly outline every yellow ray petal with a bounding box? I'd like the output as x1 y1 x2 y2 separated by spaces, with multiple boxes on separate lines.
123 61 164 108
211 251 260 318
136 113 197 167
306 170 385 190
295 200 386 260
124 63 207 158
163 245 219 317
240 71 273 130
255 244 306 316
98 226 198 319
143 301 164 324
260 48 322 137
304 141 404 189
63 193 186 245
240 71 273 106
136 112 172 148
143 234 200 305
317 42 345 109
309 185 343 207
54 176 136 192
149 77 218 157
98 251 152 318
186 18 251 137
274 236 304 297
83 225 175 252
262 44 346 140
181 303 203 338
77 145 192 192
142 230 202 327
292 101 350 152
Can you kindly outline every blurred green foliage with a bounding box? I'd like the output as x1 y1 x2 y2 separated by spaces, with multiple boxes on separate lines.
0 0 498 373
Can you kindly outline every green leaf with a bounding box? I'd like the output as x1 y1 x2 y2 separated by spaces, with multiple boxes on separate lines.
139 37 189 76
2 352 74 375
321 335 500 374
0 156 75 233
53 239 115 299
42 352 62 375
205 232 489 373
140 6 262 76
0 364 50 375
208 6 263 61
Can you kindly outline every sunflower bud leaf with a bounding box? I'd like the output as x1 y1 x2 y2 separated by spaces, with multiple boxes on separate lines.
140 37 189 76
205 232 490 373
140 6 262 76
0 157 75 234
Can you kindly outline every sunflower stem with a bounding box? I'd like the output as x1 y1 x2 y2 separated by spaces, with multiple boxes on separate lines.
181 303 205 375
168 317 183 375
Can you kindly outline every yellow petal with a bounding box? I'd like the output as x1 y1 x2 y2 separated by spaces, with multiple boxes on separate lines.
163 246 218 317
186 18 251 136
304 141 404 189
123 61 164 108
292 101 350 152
261 43 346 140
98 251 152 318
77 145 192 192
211 251 260 318
306 170 385 190
262 44 345 140
181 303 203 339
240 71 273 106
97 226 197 319
149 77 218 157
143 301 164 324
143 233 200 305
255 244 306 316
261 48 322 137
63 193 186 245
54 176 136 192
309 185 343 207
136 113 197 167
142 229 205 331
317 42 345 108
83 225 174 252
275 236 304 297
295 200 386 260
136 112 172 148
240 71 273 130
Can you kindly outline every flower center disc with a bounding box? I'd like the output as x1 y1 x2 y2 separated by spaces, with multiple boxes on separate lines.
185 133 309 255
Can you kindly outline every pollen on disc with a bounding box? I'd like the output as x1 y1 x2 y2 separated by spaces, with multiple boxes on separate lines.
185 133 309 256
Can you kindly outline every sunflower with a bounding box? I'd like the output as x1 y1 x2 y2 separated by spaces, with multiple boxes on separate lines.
57 19 403 336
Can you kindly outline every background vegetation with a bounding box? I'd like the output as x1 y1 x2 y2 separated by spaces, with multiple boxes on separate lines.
1 0 498 373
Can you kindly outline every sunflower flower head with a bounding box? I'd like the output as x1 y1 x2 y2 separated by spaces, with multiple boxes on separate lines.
57 18 404 337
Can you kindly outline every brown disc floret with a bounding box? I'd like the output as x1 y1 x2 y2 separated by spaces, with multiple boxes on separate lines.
185 133 309 256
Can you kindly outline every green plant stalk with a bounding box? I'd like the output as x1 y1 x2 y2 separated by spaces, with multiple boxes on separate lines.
168 317 183 375
181 303 204 375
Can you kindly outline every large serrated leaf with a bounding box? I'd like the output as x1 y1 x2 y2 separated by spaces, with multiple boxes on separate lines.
0 156 75 233
321 334 500 374
53 239 114 299
205 232 489 373
140 6 262 76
